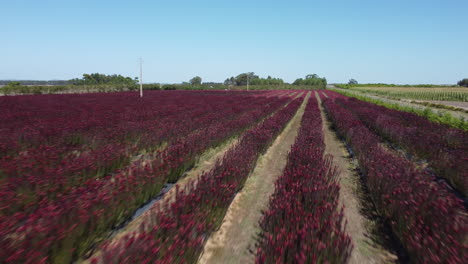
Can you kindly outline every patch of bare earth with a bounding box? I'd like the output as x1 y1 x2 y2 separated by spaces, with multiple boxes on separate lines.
198 92 310 264
316 92 398 264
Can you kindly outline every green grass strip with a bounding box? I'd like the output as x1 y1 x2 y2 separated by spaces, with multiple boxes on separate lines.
330 88 468 130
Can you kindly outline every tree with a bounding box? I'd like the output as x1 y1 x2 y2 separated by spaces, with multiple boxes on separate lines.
348 79 358 85
250 76 284 85
224 73 285 86
232 72 258 86
224 77 235 86
189 76 202 86
457 79 468 87
293 74 327 88
306 74 319 79
70 73 137 86
293 78 304 85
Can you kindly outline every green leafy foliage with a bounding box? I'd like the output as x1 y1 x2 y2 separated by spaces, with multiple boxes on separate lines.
458 78 468 87
70 73 137 86
250 75 284 85
189 76 202 86
292 74 327 89
335 84 468 101
336 83 458 88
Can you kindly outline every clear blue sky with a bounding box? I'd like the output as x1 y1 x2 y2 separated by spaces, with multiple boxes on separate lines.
1 0 467 84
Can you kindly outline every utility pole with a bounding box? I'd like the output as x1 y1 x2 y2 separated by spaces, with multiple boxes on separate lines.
139 57 143 98
247 74 249 91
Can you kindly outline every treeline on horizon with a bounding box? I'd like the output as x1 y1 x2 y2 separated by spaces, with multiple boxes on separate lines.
2 73 467 95
0 80 70 86
0 72 327 95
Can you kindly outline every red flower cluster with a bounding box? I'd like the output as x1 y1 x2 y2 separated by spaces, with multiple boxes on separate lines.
0 91 289 263
328 95 467 195
255 96 352 263
322 91 467 264
93 95 305 263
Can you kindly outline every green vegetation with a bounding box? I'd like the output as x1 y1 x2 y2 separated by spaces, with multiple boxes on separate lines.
233 84 316 90
1 83 140 95
1 72 329 95
330 88 468 130
158 83 225 90
0 74 141 95
0 80 70 86
292 74 327 89
1 84 69 95
223 73 325 89
336 83 458 89
1 74 142 95
410 101 468 114
458 78 468 87
70 73 137 86
250 76 284 85
189 76 202 86
0 81 224 95
360 88 467 101
334 84 468 102
224 72 284 86
4 81 21 87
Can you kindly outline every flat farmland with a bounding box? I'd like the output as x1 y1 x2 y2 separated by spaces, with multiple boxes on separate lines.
347 86 468 102
0 90 466 264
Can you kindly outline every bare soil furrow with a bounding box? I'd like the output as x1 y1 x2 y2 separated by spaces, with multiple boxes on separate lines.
79 138 238 263
81 93 301 263
316 92 398 264
198 92 310 264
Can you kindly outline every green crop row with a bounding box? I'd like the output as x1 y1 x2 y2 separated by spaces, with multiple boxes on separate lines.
335 83 458 88
358 89 467 102
334 84 468 102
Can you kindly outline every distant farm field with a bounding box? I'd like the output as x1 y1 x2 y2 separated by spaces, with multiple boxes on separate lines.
346 86 468 101
0 90 466 264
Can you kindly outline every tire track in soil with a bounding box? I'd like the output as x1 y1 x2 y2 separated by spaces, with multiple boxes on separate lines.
197 92 311 264
316 91 398 264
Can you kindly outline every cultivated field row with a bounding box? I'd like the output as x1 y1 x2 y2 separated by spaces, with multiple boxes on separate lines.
0 90 466 263
331 87 468 128
336 85 468 102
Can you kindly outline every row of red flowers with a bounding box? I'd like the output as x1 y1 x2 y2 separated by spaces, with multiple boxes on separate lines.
255 96 352 263
0 91 279 217
331 93 467 195
0 91 290 263
91 95 305 263
321 91 467 264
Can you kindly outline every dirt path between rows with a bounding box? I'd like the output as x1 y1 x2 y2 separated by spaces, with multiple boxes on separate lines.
198 92 310 264
81 92 301 263
316 92 398 264
80 138 239 263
